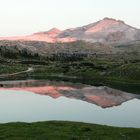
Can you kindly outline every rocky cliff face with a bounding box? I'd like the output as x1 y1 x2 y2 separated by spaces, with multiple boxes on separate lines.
0 18 140 44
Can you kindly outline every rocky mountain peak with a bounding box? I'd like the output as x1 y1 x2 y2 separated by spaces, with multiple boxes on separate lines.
103 17 125 24
86 18 125 33
34 28 61 36
47 28 62 34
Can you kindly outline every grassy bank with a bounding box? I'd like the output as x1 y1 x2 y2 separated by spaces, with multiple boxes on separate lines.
0 59 140 94
0 121 140 140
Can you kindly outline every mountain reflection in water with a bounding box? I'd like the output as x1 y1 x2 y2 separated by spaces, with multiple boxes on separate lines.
0 80 138 108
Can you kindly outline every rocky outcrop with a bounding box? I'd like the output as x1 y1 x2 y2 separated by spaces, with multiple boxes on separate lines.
0 39 140 61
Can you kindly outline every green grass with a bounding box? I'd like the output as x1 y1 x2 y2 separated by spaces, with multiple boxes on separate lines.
0 121 139 140
108 62 140 80
28 60 140 94
0 64 27 75
0 59 140 94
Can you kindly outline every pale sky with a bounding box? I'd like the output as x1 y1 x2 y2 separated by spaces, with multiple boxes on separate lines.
0 0 139 36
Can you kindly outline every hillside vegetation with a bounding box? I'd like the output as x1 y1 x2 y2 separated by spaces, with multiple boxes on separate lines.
0 40 140 94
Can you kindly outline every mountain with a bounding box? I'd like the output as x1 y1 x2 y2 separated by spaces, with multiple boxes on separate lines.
0 17 140 44
35 28 62 38
0 28 76 43
58 18 140 43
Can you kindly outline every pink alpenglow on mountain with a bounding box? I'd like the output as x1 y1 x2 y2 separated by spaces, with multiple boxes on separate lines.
0 27 76 43
85 18 121 33
0 17 140 43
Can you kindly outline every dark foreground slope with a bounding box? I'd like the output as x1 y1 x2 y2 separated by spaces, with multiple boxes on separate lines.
0 121 140 140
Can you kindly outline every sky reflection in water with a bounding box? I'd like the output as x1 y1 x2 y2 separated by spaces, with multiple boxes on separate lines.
0 90 140 128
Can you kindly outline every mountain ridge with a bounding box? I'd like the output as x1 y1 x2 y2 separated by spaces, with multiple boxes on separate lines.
0 17 140 44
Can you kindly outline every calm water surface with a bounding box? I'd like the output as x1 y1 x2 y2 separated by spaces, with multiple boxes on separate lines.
0 90 140 128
